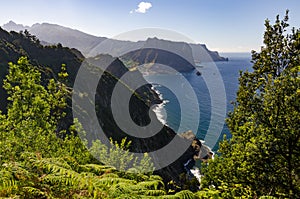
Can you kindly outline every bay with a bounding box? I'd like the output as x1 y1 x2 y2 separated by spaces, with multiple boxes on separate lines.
144 53 252 150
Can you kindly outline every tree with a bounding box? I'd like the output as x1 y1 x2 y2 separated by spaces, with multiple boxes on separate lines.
202 11 300 198
0 57 90 163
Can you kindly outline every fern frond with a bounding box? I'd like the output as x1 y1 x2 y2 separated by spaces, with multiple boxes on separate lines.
98 177 136 186
114 194 142 199
108 182 136 197
0 179 18 196
157 195 180 199
118 170 149 182
99 173 119 178
22 186 48 198
174 190 197 199
35 157 73 171
79 164 116 175
144 189 166 196
148 175 163 181
137 180 164 190
43 174 79 187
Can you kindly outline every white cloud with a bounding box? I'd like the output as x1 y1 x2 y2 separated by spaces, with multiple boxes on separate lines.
130 2 152 14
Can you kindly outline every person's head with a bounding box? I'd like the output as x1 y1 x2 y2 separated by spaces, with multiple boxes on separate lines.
192 138 202 151
194 138 202 147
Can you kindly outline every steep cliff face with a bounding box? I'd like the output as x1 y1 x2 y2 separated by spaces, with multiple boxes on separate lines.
121 48 195 73
190 43 228 63
73 54 211 183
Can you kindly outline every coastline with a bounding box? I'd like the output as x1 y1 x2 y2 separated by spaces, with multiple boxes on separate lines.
150 84 169 126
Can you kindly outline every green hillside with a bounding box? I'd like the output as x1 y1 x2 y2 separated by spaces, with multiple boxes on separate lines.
0 12 299 198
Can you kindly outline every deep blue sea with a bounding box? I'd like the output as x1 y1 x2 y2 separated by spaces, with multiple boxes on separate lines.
144 53 252 150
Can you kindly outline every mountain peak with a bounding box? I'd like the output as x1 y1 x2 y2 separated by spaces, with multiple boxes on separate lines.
1 21 226 61
6 20 17 25
2 20 30 32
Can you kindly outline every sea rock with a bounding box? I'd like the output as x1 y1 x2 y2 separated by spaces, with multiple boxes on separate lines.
179 130 214 160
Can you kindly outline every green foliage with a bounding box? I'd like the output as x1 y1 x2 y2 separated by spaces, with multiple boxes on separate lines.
3 12 298 198
202 11 300 198
0 57 196 198
89 137 155 173
0 57 91 164
178 173 200 192
195 184 254 199
174 190 197 199
0 153 174 198
196 188 221 199
0 57 64 162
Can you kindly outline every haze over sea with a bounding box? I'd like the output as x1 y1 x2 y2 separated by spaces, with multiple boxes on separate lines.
144 53 252 150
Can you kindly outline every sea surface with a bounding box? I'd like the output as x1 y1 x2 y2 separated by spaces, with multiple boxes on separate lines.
144 53 252 150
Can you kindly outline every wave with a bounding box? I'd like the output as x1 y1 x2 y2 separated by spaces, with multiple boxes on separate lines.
151 84 169 125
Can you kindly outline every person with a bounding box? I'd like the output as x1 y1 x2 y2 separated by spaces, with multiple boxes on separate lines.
184 158 195 178
191 138 202 153
184 138 202 178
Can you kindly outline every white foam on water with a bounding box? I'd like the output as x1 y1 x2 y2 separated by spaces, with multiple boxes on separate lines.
190 167 202 186
152 100 168 125
151 85 169 125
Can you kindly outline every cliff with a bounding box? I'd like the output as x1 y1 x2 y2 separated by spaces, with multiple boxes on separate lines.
190 43 228 63
72 53 213 182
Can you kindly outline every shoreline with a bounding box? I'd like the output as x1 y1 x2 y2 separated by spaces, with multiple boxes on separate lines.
150 85 169 126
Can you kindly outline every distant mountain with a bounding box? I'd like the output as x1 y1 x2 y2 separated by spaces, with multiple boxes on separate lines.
2 21 106 55
2 21 30 32
2 21 227 64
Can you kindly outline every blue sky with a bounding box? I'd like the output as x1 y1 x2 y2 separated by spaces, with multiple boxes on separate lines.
1 0 299 52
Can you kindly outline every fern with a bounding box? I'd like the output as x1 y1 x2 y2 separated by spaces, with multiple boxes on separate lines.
108 183 137 198
114 194 143 199
149 175 163 181
98 177 136 186
118 170 149 182
0 178 18 197
99 173 119 178
138 180 164 190
43 174 79 187
21 186 48 198
145 189 166 196
0 154 206 198
79 164 116 175
0 162 33 196
157 195 180 199
175 190 197 199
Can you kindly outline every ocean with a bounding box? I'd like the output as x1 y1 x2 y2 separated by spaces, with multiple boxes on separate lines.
144 53 252 151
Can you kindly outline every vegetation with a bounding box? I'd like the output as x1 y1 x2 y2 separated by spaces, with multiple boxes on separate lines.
90 138 155 173
0 57 198 198
0 12 299 198
0 57 90 163
201 11 300 198
0 153 166 198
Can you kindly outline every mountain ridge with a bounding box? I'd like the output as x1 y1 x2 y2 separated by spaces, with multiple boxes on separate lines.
2 21 227 63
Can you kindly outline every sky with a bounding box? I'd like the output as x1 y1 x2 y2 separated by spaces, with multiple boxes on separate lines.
0 0 300 52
